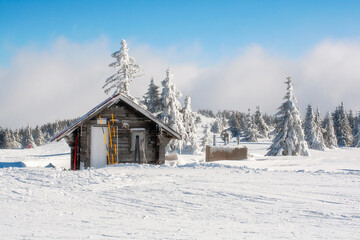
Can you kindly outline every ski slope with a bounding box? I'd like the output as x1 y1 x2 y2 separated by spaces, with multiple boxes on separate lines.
1 139 359 239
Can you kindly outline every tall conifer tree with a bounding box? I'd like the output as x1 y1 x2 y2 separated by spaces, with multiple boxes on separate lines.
143 78 161 113
254 106 270 138
103 39 142 100
303 105 326 150
266 77 309 156
323 112 338 148
159 67 186 151
181 96 199 154
333 103 353 147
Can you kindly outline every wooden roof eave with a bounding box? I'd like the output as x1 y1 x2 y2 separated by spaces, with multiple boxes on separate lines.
51 94 181 142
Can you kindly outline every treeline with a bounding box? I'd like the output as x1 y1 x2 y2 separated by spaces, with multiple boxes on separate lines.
198 107 274 136
0 118 78 149
198 100 360 150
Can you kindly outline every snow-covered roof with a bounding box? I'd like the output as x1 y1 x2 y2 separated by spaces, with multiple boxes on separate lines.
51 93 181 142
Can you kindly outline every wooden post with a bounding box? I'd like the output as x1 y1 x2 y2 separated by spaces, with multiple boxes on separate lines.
237 136 240 145
213 135 216 146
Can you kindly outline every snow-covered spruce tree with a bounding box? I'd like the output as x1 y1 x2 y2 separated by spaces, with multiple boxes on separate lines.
14 130 22 145
10 130 21 148
352 113 360 147
333 103 353 147
0 127 5 148
243 109 261 142
200 124 212 152
103 39 142 100
181 96 199 154
22 125 36 148
159 67 186 152
266 77 310 156
143 78 161 113
228 112 242 136
315 108 323 129
322 111 338 148
211 116 225 134
210 119 220 133
33 125 46 146
303 105 326 150
254 106 270 138
348 110 356 135
352 112 360 139
3 129 19 149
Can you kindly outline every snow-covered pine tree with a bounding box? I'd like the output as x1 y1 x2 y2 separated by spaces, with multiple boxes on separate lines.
210 119 220 133
322 111 338 148
159 67 186 152
10 131 22 148
200 124 212 152
221 115 228 130
33 125 46 146
143 78 161 113
53 121 61 136
348 110 356 135
181 96 199 154
254 106 270 138
103 39 142 99
195 116 202 124
22 125 36 148
211 116 225 134
243 109 261 142
266 76 309 156
0 127 5 148
316 108 327 144
333 103 353 147
3 129 14 149
315 108 323 129
14 129 22 144
352 112 360 147
227 112 242 136
353 112 360 138
303 105 326 150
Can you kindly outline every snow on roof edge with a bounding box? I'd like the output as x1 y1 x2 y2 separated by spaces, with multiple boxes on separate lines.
51 94 181 142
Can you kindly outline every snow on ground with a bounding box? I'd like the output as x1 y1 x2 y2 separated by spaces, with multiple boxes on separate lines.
1 129 360 239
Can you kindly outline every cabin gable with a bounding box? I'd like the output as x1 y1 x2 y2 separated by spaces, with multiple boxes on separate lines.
66 99 174 169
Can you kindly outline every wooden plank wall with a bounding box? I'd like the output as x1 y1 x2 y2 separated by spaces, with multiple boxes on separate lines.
77 101 173 167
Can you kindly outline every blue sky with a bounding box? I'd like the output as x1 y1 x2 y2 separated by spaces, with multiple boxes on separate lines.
1 0 360 128
1 0 360 65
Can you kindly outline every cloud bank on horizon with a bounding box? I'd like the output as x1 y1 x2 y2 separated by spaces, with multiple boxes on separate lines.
0 37 360 128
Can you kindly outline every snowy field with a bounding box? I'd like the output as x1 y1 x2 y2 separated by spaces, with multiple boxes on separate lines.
1 137 360 239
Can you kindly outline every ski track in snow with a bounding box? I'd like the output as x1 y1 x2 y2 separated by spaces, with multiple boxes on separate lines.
1 163 359 239
1 121 360 239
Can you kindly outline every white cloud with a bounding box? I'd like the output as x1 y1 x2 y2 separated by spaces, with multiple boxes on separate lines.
0 37 112 128
1 37 360 129
297 39 360 114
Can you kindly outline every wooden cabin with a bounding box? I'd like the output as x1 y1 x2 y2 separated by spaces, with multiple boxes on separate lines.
51 94 181 170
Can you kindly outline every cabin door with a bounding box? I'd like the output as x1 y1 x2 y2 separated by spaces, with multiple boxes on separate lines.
90 126 109 168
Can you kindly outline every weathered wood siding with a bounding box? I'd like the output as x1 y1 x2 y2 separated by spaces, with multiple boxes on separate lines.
75 100 172 167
